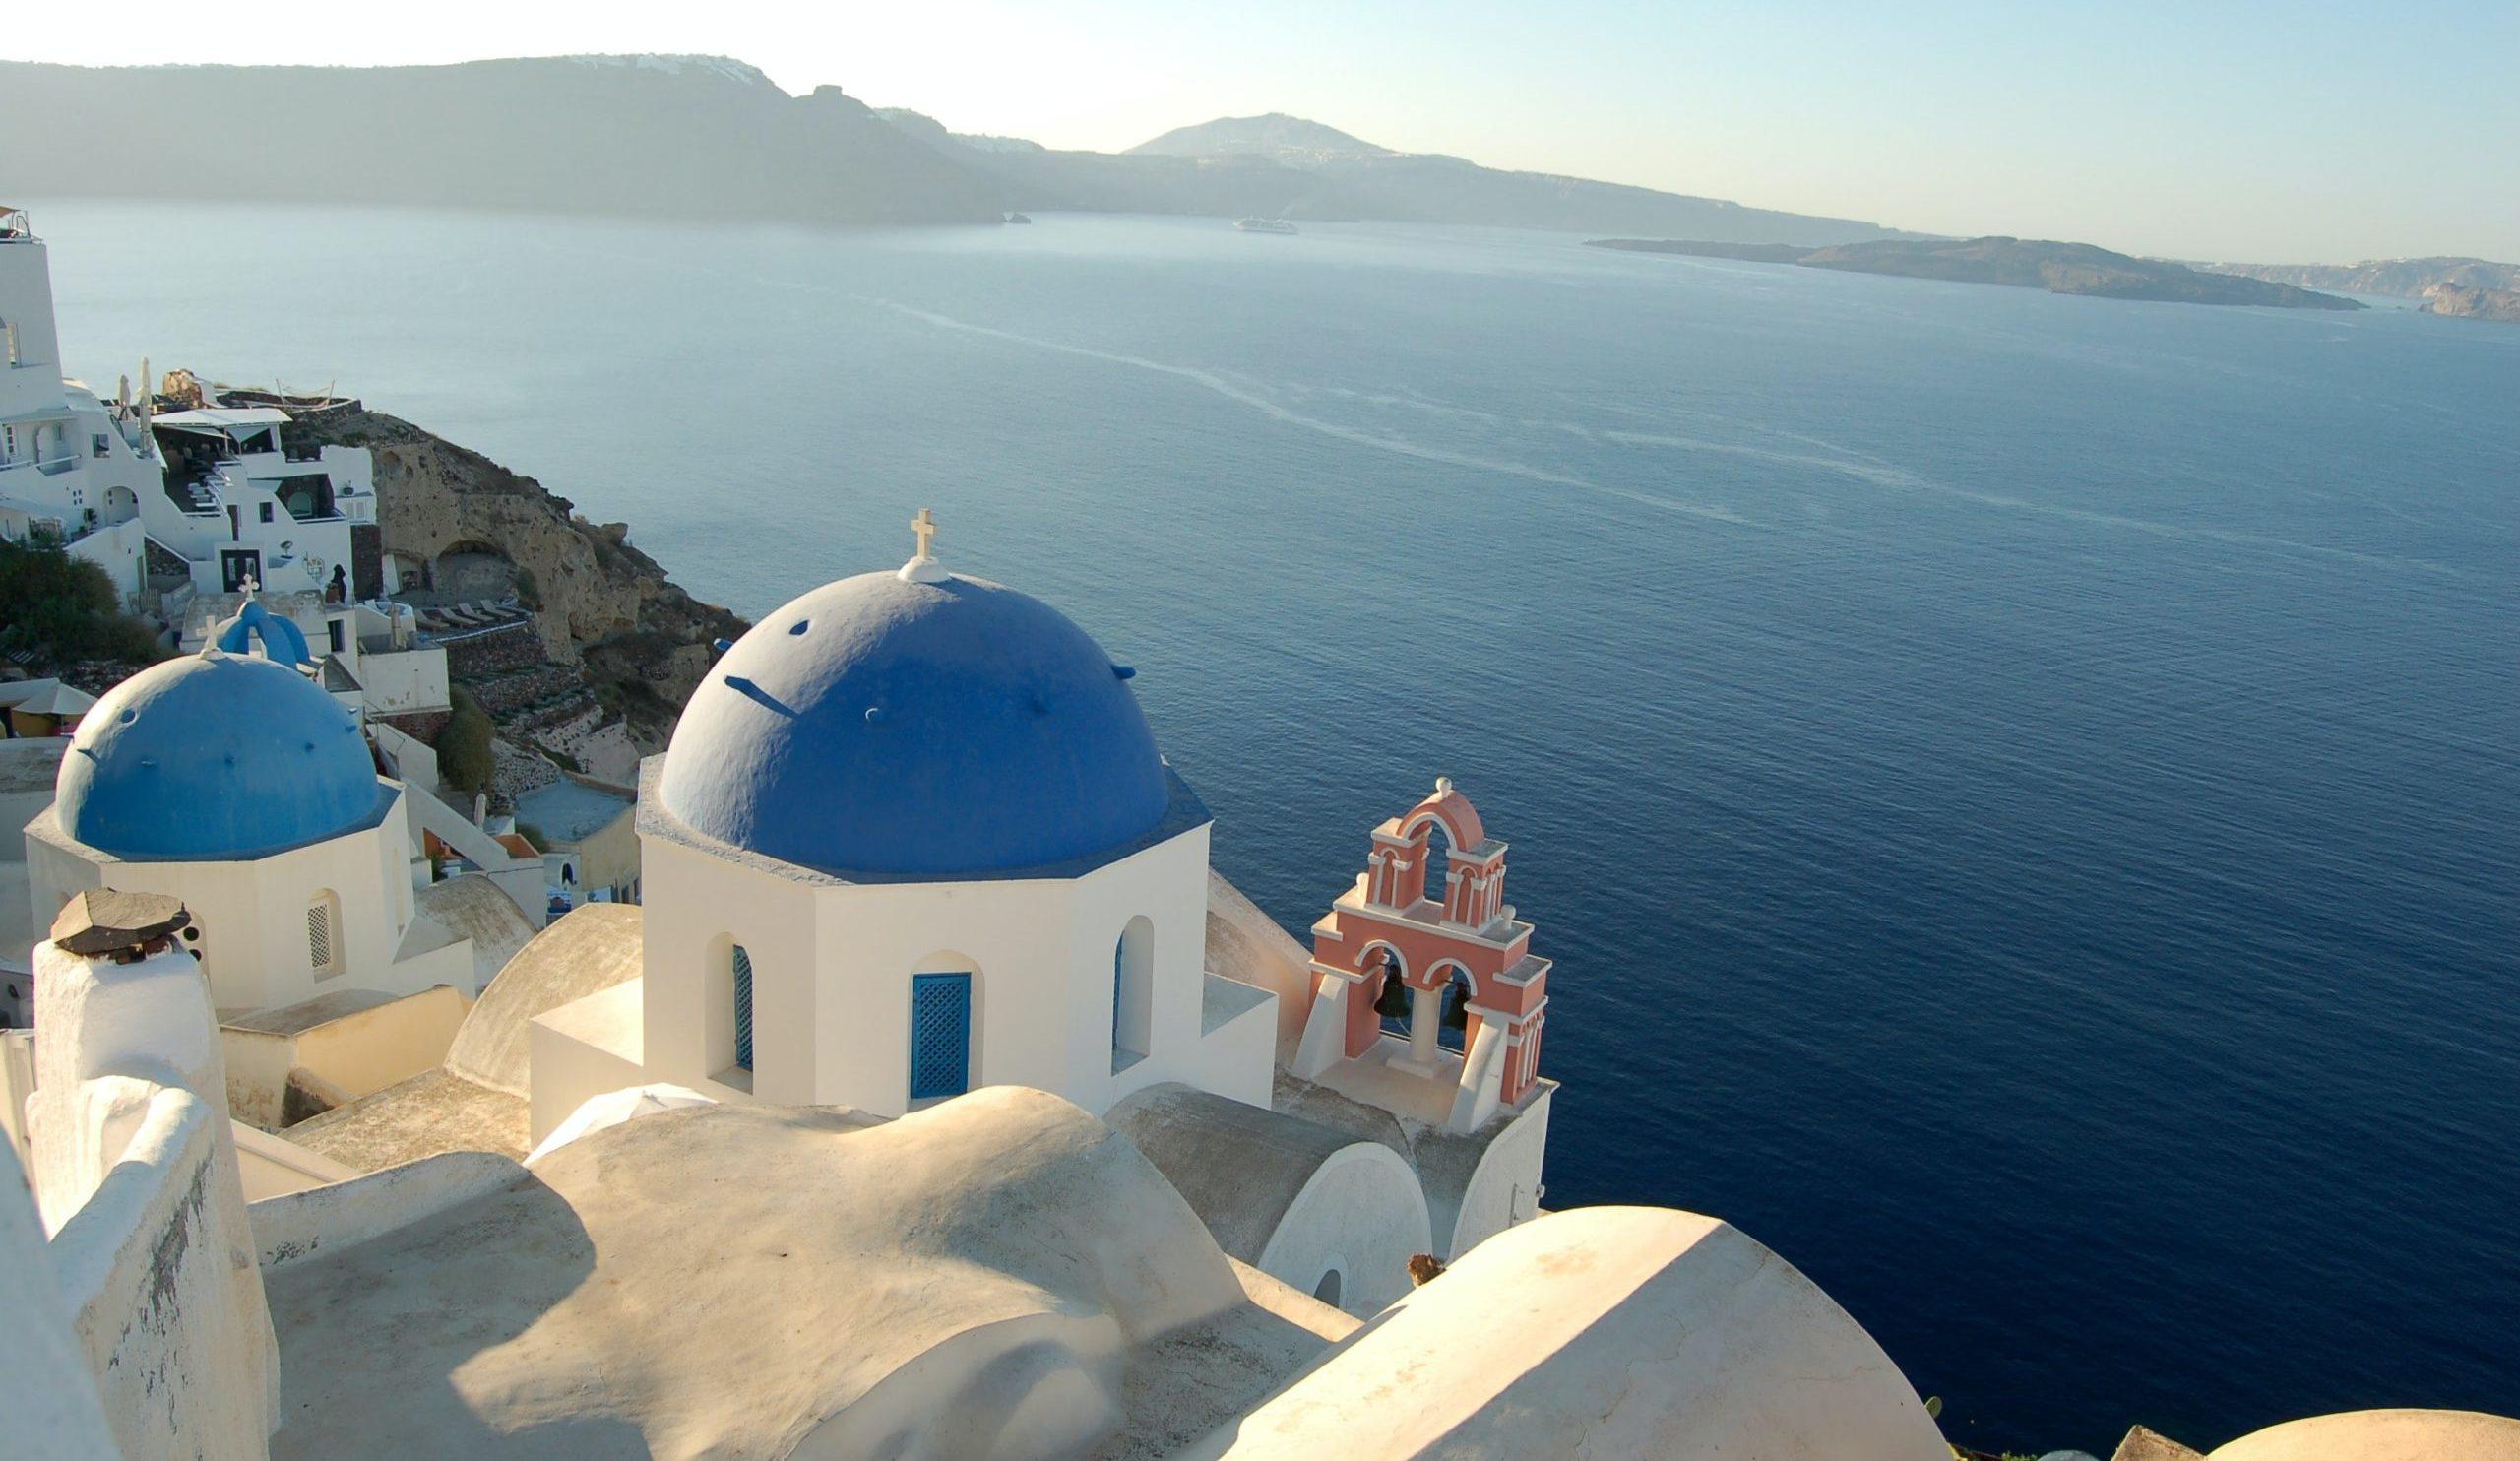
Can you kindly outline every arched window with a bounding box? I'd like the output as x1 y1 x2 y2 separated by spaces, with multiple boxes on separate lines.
306 891 342 978
731 944 755 1071
1112 916 1155 1070
1312 1268 1343 1307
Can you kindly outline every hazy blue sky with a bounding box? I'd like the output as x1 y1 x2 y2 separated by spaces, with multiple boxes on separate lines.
14 1 2517 261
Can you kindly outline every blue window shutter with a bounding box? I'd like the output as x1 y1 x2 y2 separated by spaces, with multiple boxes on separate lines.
909 972 972 1101
733 945 755 1071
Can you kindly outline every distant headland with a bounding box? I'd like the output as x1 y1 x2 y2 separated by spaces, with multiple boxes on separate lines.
0 59 1896 245
1589 236 2366 310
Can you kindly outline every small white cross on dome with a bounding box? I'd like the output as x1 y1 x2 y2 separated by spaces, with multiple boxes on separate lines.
240 569 261 597
899 507 951 584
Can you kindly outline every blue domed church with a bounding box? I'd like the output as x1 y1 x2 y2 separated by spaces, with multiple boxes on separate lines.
585 520 1277 1115
23 623 500 1023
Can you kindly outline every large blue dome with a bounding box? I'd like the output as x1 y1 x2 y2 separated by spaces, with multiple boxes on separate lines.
55 652 385 860
660 569 1172 877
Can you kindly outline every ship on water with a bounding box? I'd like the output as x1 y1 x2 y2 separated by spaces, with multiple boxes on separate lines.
1234 217 1298 234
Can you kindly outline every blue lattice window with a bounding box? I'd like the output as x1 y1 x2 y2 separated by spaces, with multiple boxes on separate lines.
732 944 755 1071
909 972 972 1101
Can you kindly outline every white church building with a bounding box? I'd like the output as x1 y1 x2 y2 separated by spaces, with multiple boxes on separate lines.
627 515 1270 1114
15 597 538 1127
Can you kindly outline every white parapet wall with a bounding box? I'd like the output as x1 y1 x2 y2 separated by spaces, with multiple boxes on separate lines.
0 1131 119 1459
25 938 281 1460
220 984 472 1130
353 646 450 718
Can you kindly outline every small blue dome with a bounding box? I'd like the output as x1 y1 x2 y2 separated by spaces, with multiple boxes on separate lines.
661 570 1170 877
56 653 384 860
213 601 312 666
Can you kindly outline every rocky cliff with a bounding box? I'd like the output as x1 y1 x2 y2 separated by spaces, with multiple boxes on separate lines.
284 405 747 753
2421 281 2520 323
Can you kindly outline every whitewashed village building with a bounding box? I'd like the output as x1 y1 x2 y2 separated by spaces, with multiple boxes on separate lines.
0 208 161 602
3 508 2511 1459
0 209 413 634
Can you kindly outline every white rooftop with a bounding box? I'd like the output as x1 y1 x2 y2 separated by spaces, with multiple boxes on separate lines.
152 406 292 431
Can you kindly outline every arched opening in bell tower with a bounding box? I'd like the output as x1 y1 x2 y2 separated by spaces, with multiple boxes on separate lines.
1417 818 1454 914
1436 965 1476 1052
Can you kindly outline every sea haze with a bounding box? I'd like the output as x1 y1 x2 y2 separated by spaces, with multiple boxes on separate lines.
32 202 2519 1453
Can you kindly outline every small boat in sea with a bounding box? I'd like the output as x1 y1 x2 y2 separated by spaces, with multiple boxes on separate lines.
1004 212 1033 224
1234 217 1298 235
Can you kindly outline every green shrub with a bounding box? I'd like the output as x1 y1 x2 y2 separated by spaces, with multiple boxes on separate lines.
434 685 495 796
0 539 168 667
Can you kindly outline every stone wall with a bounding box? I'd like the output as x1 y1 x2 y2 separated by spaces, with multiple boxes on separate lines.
439 620 543 679
466 665 583 718
375 709 449 744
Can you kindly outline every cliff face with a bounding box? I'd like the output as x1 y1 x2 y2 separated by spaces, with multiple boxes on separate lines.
284 405 746 749
2422 281 2520 323
0 58 1006 227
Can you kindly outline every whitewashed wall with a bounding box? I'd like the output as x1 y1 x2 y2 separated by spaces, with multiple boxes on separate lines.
636 819 1268 1119
26 940 280 1460
26 786 462 1015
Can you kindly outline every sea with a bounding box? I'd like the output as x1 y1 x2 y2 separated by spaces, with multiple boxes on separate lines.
30 201 2519 1453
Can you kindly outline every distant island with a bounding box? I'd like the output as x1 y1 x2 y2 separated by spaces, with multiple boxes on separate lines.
878 108 1904 244
2 61 1897 245
1589 236 2365 310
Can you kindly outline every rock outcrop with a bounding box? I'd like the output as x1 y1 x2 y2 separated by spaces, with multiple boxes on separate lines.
2422 281 2520 324
284 405 746 752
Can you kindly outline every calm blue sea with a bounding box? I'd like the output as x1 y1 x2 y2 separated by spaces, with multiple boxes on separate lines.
32 202 2519 1452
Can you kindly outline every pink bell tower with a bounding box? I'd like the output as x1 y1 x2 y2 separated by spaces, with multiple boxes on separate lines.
1292 779 1550 1132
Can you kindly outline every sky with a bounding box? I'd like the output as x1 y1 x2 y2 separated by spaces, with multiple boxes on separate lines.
11 0 2518 262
